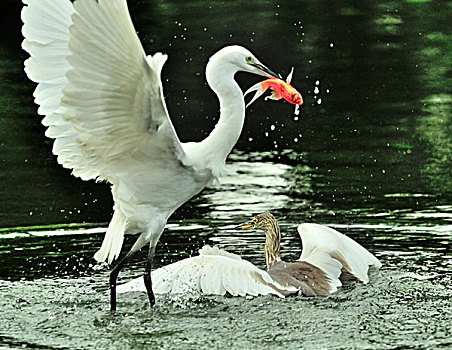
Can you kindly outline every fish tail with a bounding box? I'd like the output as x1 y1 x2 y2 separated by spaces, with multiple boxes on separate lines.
244 82 268 108
286 67 294 83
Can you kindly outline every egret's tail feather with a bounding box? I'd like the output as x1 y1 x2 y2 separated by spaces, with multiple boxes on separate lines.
146 53 168 81
94 210 126 264
244 82 267 108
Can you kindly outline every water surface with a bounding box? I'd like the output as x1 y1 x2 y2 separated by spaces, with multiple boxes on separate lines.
0 0 451 349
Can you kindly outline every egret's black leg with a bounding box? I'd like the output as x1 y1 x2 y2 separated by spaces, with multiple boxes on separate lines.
109 251 136 312
143 243 157 307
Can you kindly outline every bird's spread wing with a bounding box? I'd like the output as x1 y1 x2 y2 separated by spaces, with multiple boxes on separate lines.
117 245 297 297
268 260 334 297
297 224 381 293
22 0 184 182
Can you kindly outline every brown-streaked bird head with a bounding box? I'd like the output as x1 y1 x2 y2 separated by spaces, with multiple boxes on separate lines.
239 213 281 270
240 213 277 232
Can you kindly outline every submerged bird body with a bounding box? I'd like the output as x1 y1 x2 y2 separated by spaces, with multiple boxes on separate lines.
119 213 381 298
241 213 381 296
250 217 332 296
21 0 280 310
267 261 331 297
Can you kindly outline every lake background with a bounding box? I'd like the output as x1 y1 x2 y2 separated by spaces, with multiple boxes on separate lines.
0 0 451 349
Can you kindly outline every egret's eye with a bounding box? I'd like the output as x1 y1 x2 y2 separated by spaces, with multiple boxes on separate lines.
246 56 253 63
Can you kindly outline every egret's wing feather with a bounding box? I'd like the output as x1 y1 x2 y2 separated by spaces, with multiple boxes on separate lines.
117 245 297 297
22 0 184 183
297 223 381 293
21 0 82 171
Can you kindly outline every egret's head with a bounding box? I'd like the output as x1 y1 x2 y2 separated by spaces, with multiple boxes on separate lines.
239 213 277 231
209 45 280 78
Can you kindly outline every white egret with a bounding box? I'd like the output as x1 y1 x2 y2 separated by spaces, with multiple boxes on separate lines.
21 0 280 311
118 213 382 298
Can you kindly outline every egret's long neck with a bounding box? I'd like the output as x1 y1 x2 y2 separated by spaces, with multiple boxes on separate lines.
201 59 245 166
264 219 282 270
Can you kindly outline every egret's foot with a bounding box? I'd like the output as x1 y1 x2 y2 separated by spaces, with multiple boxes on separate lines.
147 290 156 308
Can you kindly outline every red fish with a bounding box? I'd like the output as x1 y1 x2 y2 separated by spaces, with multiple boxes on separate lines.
244 68 303 115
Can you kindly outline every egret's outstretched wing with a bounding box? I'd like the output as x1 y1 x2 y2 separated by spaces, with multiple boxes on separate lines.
22 0 184 182
297 223 381 293
117 245 297 297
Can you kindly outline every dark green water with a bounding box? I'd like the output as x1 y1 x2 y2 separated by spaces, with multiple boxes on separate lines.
0 0 451 349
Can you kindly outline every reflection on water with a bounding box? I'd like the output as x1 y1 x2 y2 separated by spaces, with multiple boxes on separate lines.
1 154 450 278
417 94 452 193
0 0 451 348
202 152 295 219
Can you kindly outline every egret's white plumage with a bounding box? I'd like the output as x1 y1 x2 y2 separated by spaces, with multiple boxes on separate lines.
118 221 381 298
21 0 279 310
